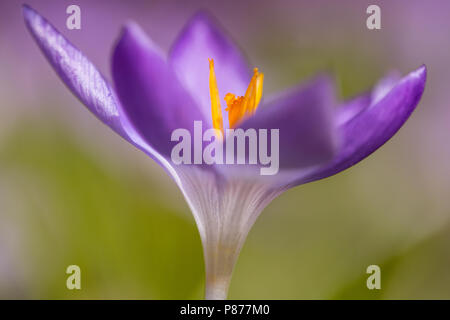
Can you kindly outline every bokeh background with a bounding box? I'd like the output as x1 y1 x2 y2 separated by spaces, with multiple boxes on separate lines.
1 0 449 299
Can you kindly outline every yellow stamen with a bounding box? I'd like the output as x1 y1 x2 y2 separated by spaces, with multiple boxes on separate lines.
254 72 264 109
208 58 224 134
208 59 264 130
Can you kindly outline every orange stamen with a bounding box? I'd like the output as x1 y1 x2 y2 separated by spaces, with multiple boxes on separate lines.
208 59 264 131
208 58 224 134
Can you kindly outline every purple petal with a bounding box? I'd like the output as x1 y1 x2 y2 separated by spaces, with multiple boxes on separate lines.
23 5 178 174
238 76 338 169
112 22 205 157
370 71 402 106
300 65 427 184
169 11 252 127
22 5 126 136
335 93 371 127
336 73 402 127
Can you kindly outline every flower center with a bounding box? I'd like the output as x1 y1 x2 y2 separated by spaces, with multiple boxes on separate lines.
208 59 264 133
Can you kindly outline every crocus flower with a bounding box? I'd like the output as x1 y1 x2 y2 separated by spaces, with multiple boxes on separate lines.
23 4 426 299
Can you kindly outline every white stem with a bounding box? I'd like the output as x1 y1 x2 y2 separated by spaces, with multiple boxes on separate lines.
176 168 283 300
205 276 230 300
202 234 241 300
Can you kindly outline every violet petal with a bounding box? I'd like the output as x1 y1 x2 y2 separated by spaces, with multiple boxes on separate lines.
238 76 338 170
112 22 205 157
169 11 251 127
300 65 427 185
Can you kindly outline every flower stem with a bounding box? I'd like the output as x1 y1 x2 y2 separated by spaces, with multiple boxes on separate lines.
202 237 241 300
205 276 231 300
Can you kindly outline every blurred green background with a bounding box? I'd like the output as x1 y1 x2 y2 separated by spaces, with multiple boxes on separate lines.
1 0 450 299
